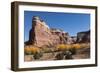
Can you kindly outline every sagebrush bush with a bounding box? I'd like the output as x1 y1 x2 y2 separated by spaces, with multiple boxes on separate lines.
33 51 43 60
55 52 64 60
69 48 76 55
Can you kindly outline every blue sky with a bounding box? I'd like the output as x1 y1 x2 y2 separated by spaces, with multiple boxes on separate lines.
24 11 90 42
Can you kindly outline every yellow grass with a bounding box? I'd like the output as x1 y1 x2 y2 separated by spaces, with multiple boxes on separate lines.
24 43 90 54
56 44 71 51
56 43 90 51
24 46 40 54
72 44 81 49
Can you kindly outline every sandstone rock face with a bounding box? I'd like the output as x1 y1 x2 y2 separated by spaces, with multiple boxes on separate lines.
71 36 77 43
50 28 73 45
76 30 90 43
25 16 73 47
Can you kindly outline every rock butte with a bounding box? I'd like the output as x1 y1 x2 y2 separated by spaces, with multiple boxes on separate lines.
25 16 90 47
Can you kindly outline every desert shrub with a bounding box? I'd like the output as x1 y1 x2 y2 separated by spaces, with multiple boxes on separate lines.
62 50 73 59
56 44 82 55
56 44 71 51
65 54 73 59
72 44 81 49
62 50 72 55
80 43 90 49
31 46 40 54
24 46 32 55
41 47 54 53
69 44 81 55
24 46 40 55
33 51 43 60
69 48 76 55
55 52 64 60
69 43 90 55
55 51 73 60
64 51 73 59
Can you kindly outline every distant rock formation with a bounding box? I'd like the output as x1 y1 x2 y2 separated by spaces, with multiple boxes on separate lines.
71 36 77 43
76 30 90 43
25 16 73 47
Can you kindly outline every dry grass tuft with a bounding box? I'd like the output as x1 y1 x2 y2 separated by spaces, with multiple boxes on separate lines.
56 43 90 51
24 46 40 55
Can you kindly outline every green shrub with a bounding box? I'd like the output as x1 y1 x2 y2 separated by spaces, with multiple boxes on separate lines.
55 53 64 60
33 51 43 60
69 48 76 55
